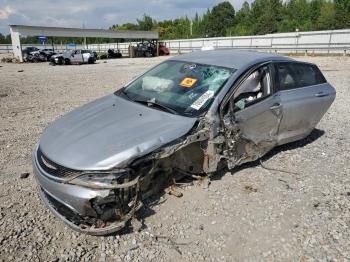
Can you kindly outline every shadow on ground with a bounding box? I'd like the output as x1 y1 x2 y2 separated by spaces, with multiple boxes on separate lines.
117 128 325 235
209 128 325 184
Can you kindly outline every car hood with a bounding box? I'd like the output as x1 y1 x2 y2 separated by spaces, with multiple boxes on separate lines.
39 94 197 171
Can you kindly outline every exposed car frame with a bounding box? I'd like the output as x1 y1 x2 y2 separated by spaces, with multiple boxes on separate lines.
33 50 336 235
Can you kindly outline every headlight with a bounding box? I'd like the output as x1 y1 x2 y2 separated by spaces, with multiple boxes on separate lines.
70 170 131 189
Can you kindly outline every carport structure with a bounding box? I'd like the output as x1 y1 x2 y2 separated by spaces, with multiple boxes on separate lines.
10 25 159 62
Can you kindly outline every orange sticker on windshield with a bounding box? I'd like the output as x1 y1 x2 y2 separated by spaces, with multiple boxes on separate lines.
180 77 197 88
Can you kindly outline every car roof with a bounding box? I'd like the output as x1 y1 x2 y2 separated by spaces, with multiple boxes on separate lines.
169 49 294 69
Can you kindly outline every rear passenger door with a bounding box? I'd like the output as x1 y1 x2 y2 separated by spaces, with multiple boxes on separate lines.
275 62 336 145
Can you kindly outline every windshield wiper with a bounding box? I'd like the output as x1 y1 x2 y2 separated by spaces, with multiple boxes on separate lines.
133 99 179 115
120 89 132 100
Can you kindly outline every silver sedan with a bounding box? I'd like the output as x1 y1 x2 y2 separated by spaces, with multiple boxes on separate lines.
33 50 336 235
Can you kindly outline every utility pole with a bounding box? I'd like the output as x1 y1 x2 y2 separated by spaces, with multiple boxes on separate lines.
83 22 87 48
190 21 193 37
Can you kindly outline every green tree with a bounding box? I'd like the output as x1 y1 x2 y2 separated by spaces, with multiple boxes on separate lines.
104 0 342 41
310 0 323 24
192 12 203 38
229 1 253 35
334 0 350 29
206 1 235 37
252 0 283 34
137 14 156 31
0 33 6 44
317 1 336 30
110 23 139 31
279 0 313 32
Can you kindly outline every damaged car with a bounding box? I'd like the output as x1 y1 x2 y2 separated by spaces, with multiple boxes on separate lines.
50 49 96 65
33 50 336 235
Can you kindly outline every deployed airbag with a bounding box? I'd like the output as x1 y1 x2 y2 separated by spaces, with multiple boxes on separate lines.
142 76 174 92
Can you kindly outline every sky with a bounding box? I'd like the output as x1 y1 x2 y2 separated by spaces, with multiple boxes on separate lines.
0 0 252 35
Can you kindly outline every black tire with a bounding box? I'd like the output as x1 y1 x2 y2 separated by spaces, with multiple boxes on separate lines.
57 57 64 65
64 58 70 65
88 57 95 64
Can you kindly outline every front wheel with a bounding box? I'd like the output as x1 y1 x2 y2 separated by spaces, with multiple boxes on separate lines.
64 58 70 65
57 57 64 65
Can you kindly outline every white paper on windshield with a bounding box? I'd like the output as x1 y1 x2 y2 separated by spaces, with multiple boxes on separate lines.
190 90 215 110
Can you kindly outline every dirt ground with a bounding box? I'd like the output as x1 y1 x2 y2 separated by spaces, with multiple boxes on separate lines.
0 55 349 262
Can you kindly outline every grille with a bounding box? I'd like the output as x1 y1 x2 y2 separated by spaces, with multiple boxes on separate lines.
37 148 81 178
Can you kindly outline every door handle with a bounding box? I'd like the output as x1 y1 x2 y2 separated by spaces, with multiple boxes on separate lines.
270 103 281 110
315 92 329 97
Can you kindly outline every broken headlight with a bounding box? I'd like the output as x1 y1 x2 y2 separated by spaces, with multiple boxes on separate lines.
69 170 131 189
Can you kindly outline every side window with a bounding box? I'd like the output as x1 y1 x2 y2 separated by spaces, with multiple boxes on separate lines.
276 62 326 91
294 63 326 87
233 65 272 110
275 63 298 90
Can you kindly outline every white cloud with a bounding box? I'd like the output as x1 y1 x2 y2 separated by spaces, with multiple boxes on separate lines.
0 0 253 34
103 13 119 22
0 5 15 20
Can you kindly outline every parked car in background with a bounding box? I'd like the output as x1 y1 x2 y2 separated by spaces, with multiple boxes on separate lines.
33 50 335 235
50 49 96 65
22 46 41 62
107 49 122 59
40 48 57 60
22 47 58 62
22 46 40 56
25 52 47 63
49 53 64 65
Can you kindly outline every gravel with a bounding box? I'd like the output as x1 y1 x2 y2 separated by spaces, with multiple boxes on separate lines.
0 55 349 261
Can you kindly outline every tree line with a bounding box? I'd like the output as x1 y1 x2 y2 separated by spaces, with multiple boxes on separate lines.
0 0 349 44
111 0 350 39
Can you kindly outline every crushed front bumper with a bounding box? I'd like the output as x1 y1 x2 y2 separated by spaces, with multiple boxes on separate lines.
32 147 136 235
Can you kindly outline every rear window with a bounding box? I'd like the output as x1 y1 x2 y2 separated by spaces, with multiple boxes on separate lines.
275 62 326 91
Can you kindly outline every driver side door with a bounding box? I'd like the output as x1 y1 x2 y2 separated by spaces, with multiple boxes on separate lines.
222 63 282 167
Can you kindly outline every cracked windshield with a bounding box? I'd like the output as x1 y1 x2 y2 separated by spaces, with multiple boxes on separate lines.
122 60 235 116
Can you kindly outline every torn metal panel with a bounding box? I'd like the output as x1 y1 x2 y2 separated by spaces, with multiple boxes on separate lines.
220 95 283 169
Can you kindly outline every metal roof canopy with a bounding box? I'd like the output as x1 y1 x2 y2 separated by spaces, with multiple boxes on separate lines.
9 25 159 61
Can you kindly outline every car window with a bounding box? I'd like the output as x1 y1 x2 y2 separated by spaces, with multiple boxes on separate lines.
233 65 272 110
121 60 235 117
276 62 326 91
